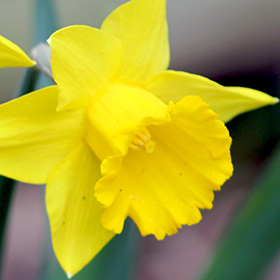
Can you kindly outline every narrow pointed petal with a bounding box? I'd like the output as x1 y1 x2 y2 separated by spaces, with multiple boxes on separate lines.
46 142 115 276
95 96 232 239
147 70 278 122
48 25 123 110
101 0 169 83
0 86 85 183
0 35 35 68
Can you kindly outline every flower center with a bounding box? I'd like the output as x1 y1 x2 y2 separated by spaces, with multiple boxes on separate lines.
129 128 156 153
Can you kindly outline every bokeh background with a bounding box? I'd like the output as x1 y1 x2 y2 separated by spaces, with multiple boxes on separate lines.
0 0 280 279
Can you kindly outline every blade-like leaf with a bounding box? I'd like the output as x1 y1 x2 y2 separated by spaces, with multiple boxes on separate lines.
198 143 280 280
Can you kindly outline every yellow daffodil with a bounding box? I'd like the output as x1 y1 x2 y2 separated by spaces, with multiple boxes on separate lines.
0 0 278 277
0 35 35 68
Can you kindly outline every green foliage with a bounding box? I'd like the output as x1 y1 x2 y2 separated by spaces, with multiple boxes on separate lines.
198 143 280 280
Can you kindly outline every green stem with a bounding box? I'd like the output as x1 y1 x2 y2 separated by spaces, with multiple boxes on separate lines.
0 177 16 261
34 0 58 45
16 67 40 96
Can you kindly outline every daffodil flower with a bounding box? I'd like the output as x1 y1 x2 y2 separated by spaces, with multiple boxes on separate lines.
0 35 35 68
0 0 277 277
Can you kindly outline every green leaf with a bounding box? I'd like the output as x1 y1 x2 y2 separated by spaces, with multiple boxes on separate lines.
198 143 280 280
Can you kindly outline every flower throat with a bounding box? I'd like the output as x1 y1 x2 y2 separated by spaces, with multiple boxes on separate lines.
129 127 155 153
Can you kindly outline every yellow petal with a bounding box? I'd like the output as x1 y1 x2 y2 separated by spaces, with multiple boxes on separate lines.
46 142 115 276
0 35 35 68
101 0 169 83
86 79 169 161
95 96 232 239
147 70 278 122
0 86 85 184
48 25 123 110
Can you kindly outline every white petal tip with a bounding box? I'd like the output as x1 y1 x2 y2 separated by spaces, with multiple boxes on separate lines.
274 97 279 103
67 272 73 279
